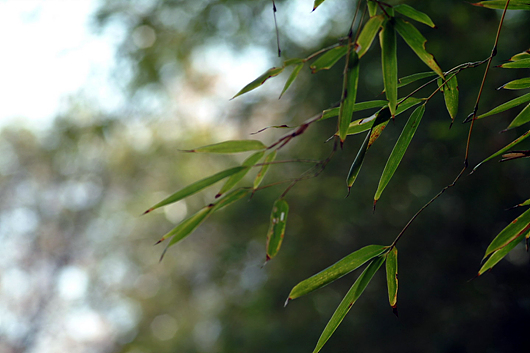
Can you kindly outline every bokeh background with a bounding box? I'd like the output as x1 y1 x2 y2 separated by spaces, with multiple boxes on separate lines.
1 1 530 352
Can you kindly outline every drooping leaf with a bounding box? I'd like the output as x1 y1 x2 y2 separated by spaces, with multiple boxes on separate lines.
144 166 247 214
394 18 444 78
231 67 284 99
346 131 371 190
385 247 398 312
478 237 524 276
504 103 530 131
216 151 265 198
157 206 214 249
398 71 437 88
380 19 398 117
438 74 459 122
374 104 426 204
394 4 436 27
265 198 289 261
473 129 530 171
471 1 530 10
254 150 277 189
312 256 385 353
280 63 304 98
287 244 387 301
313 0 326 11
483 208 530 259
310 46 348 73
498 58 530 68
339 50 360 143
474 92 530 120
183 140 267 153
499 77 530 90
367 0 378 16
355 15 384 58
211 188 251 212
321 100 388 121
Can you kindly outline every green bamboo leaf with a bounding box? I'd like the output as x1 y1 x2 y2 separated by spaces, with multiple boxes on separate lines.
254 150 277 189
265 198 289 261
499 58 530 68
183 139 267 153
374 104 425 204
211 188 251 212
473 129 530 171
346 131 370 190
394 18 444 78
484 208 530 259
355 15 384 58
231 67 284 99
380 19 398 117
280 63 304 98
158 206 214 248
504 103 530 131
471 1 530 10
499 77 530 90
287 244 387 302
310 46 348 73
398 71 437 88
283 58 304 66
385 247 398 311
368 120 390 149
478 236 524 276
339 51 360 143
313 0 326 11
394 4 436 27
510 49 530 61
312 256 385 353
475 92 530 120
509 198 530 209
216 151 265 198
321 100 388 121
367 1 378 16
438 74 459 122
144 166 247 214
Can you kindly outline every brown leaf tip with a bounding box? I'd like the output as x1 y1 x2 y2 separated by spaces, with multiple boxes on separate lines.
142 208 154 215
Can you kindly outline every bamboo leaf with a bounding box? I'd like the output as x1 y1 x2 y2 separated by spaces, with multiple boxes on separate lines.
265 199 289 261
499 58 530 68
310 46 348 73
158 206 214 249
254 151 277 189
313 0 326 11
499 77 530 90
144 166 247 214
471 1 530 10
394 4 436 28
339 51 360 143
484 208 530 259
380 19 398 117
394 18 444 78
367 0 378 16
280 63 304 98
216 151 265 198
355 15 384 58
312 256 385 353
283 58 304 66
474 92 530 120
398 71 437 88
473 129 530 171
287 244 387 301
211 188 251 212
374 104 425 204
478 237 524 276
504 103 530 131
368 120 389 149
438 74 459 122
321 100 388 121
184 140 267 153
385 247 398 311
510 49 530 61
346 131 371 190
231 67 284 99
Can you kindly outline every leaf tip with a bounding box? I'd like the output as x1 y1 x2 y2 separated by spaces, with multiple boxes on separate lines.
284 297 291 307
142 208 154 215
345 187 351 198
215 193 222 199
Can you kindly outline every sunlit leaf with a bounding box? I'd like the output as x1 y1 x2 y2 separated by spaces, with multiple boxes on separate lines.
216 152 265 198
144 166 247 214
398 71 437 88
183 140 267 153
313 0 326 11
504 103 530 131
478 237 524 276
374 104 425 204
346 131 370 190
474 92 530 120
310 46 348 73
394 18 444 78
287 244 387 301
499 77 530 90
471 0 530 10
472 129 530 171
312 256 385 353
231 67 284 99
380 19 398 117
484 208 530 259
254 150 277 189
265 198 289 261
498 58 530 68
510 49 530 61
355 15 384 58
367 0 378 16
321 100 388 121
339 50 360 143
438 74 459 122
280 63 304 98
394 4 436 27
385 247 398 312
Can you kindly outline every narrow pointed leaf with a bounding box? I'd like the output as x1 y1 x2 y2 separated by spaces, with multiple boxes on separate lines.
394 18 444 78
254 151 277 189
471 1 530 10
321 100 388 121
380 19 398 117
510 198 530 209
478 236 524 276
394 4 436 27
367 1 378 16
184 140 267 153
475 92 530 120
312 256 385 353
473 129 530 171
217 152 265 198
368 120 390 149
265 198 289 261
504 103 530 131
439 74 459 122
310 46 348 73
355 15 384 58
231 67 284 99
280 63 304 98
510 49 530 61
347 131 370 189
287 244 387 301
501 150 530 162
499 77 530 90
484 208 530 259
144 166 247 214
385 247 398 309
374 104 425 203
313 0 326 11
211 188 251 212
283 58 304 66
158 206 214 245
398 71 437 88
339 51 360 142
498 58 530 68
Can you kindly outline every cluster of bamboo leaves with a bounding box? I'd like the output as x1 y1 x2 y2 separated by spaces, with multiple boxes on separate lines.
142 1 530 352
